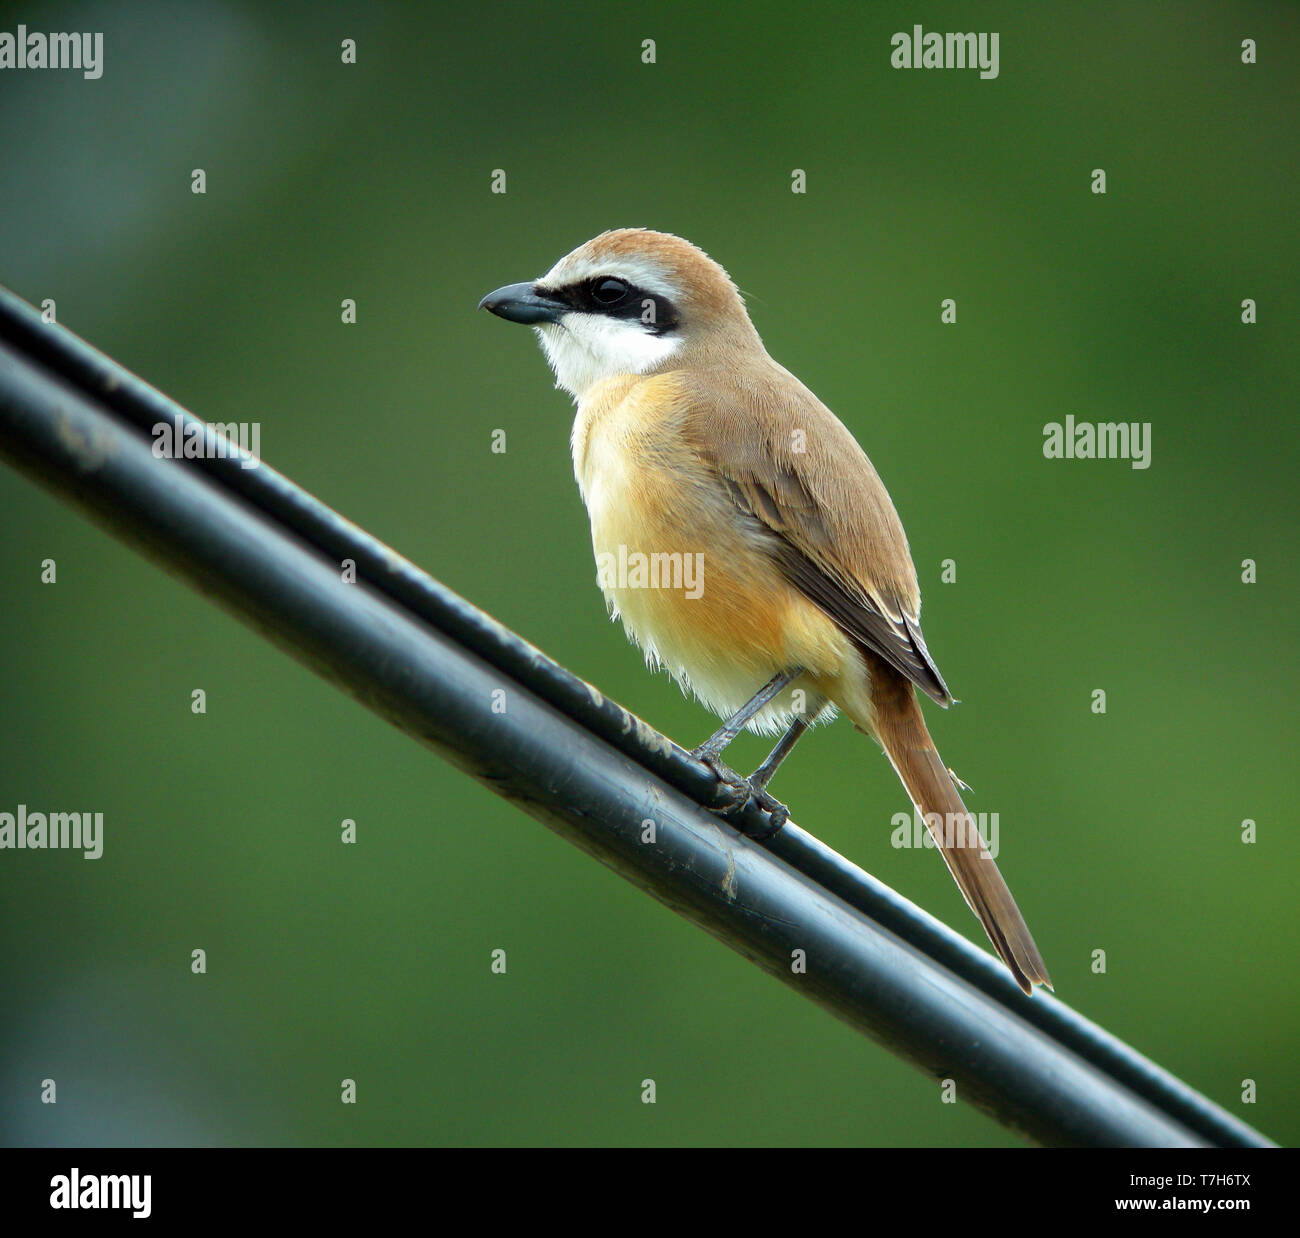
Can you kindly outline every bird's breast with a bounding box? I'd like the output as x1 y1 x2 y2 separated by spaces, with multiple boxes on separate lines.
569 373 854 729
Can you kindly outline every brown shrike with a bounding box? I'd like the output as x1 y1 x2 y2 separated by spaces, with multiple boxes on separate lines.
480 228 1050 994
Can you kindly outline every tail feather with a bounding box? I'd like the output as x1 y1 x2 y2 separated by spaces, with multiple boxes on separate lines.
862 656 1051 995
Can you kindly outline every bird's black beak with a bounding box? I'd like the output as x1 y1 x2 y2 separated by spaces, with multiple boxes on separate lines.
478 282 568 325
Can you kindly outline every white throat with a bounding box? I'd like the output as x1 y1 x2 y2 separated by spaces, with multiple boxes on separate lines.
535 316 681 401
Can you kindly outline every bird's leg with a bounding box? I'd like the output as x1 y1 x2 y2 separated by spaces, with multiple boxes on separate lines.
692 669 806 838
749 712 813 792
691 668 803 763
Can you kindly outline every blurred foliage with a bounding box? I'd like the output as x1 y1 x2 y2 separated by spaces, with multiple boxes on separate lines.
0 0 1295 1145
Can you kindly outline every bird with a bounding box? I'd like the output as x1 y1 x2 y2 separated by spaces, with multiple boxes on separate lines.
479 228 1051 994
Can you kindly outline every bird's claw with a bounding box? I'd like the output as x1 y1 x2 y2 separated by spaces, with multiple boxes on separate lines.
695 752 789 840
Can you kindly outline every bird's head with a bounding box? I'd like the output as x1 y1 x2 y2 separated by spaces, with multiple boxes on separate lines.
479 228 760 400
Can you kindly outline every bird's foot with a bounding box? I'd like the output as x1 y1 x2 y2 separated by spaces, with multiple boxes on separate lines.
692 750 790 840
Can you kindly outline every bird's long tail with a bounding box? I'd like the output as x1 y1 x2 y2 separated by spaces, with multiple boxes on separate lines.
861 655 1051 995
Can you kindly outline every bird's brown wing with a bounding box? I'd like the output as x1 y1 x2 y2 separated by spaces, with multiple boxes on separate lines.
680 369 953 705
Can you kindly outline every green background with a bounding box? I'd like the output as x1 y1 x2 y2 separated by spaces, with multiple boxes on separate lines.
1 1 1295 1147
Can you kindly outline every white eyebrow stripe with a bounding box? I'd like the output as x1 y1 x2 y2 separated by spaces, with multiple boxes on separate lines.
541 253 681 303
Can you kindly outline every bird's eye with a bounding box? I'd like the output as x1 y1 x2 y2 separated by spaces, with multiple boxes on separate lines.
591 278 629 305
